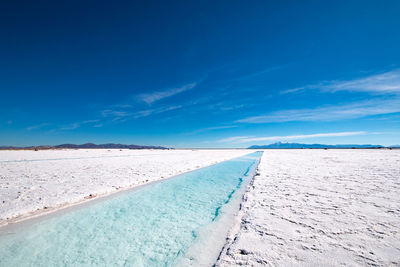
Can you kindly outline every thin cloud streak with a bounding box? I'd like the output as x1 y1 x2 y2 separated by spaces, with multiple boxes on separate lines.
99 105 183 123
60 120 100 130
237 98 400 123
60 123 80 130
133 105 182 119
202 125 238 131
218 136 253 143
233 131 366 143
185 125 238 135
101 110 130 118
96 82 196 123
282 69 400 94
218 131 366 143
137 83 197 105
27 123 49 131
326 70 400 93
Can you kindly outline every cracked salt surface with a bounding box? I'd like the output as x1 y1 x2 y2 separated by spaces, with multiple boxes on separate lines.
217 149 400 266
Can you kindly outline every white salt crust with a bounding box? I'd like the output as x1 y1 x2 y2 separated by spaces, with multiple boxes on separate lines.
0 149 250 226
217 149 400 266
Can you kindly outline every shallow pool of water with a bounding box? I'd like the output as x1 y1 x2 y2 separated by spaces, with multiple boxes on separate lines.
0 151 262 266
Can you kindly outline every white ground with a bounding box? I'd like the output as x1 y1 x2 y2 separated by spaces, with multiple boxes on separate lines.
217 149 400 266
0 149 249 225
2 149 400 266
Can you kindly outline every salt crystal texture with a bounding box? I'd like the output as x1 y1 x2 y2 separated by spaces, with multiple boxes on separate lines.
217 149 400 266
0 149 249 225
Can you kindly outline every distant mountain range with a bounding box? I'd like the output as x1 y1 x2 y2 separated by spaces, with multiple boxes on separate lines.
248 142 391 149
0 143 168 150
1 142 397 150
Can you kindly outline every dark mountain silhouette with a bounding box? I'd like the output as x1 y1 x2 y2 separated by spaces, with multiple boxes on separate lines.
248 142 385 149
0 143 168 150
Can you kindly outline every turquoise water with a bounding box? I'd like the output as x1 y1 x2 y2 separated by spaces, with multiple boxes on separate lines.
0 152 262 266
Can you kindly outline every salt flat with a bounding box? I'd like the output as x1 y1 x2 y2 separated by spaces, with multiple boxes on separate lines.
0 149 249 225
217 149 400 266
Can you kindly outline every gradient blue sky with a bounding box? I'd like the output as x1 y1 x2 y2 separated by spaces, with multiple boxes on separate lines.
1 0 400 148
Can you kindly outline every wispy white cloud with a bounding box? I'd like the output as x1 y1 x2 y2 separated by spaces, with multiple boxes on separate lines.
101 110 130 118
97 82 197 123
60 120 100 130
82 119 100 124
218 136 253 143
202 125 238 131
185 125 238 135
133 105 182 119
27 123 49 131
280 86 307 94
100 104 183 123
137 83 197 105
60 123 80 130
326 70 400 93
109 104 133 109
282 69 400 94
227 131 366 143
237 98 400 123
219 104 246 111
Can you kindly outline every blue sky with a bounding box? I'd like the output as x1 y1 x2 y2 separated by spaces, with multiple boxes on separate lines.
1 0 400 148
